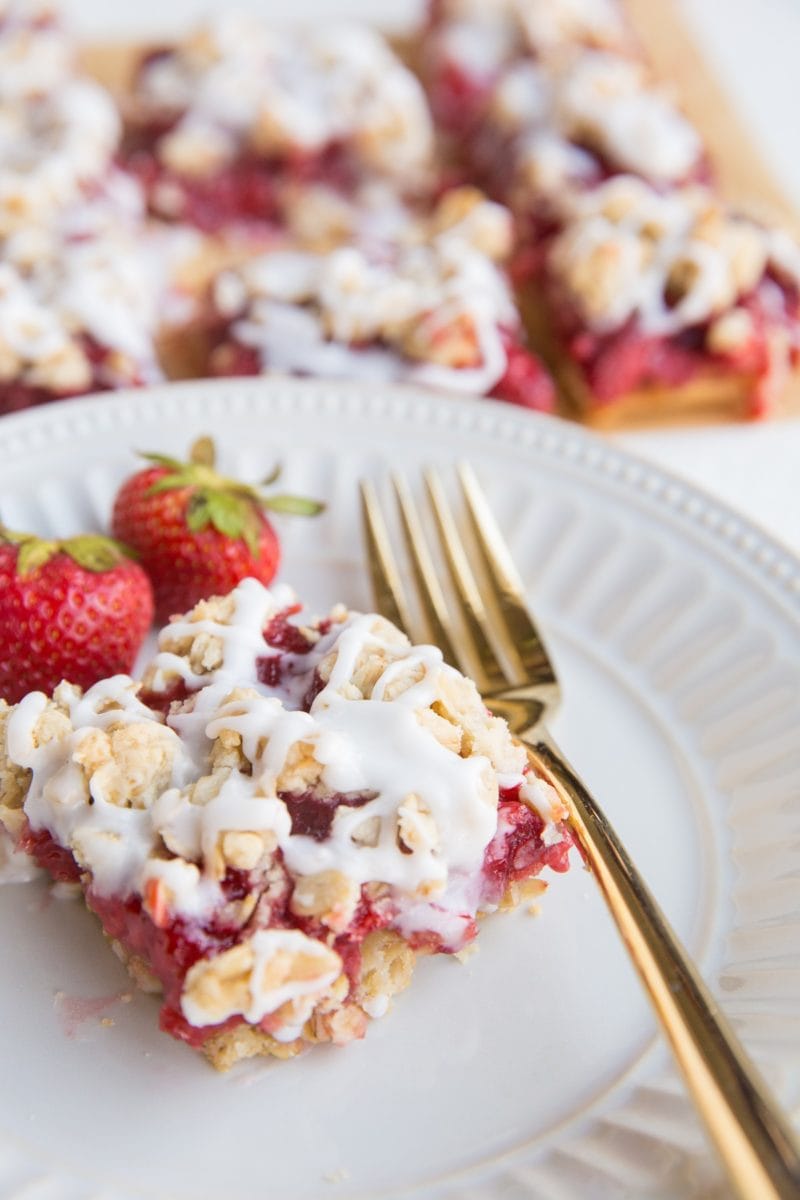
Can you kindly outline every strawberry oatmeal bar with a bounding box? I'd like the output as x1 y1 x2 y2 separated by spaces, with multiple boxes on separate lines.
0 0 126 241
0 2 201 412
420 0 800 423
196 186 555 412
0 221 172 414
0 579 571 1070
425 0 704 209
533 177 800 425
122 15 435 234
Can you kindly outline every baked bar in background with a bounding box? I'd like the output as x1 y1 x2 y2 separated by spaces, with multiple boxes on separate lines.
121 14 436 235
525 177 800 426
420 0 800 424
180 186 556 413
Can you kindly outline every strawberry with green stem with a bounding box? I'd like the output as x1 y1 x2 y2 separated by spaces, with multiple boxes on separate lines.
0 528 154 704
111 436 323 623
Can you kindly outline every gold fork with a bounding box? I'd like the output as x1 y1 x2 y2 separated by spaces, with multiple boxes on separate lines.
360 463 800 1200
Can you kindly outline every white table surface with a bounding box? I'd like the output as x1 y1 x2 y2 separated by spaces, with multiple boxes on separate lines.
60 0 800 556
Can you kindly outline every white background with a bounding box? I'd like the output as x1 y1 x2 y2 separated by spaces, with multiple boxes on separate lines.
61 0 800 553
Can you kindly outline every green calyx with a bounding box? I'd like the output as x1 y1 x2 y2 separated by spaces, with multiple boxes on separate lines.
141 436 324 555
0 527 135 577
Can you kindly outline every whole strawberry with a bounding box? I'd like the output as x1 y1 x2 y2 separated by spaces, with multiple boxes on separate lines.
0 528 154 704
111 437 323 623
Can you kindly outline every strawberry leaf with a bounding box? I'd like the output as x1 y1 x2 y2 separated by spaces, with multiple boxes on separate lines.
261 462 282 486
135 441 324 536
240 508 262 556
64 535 133 572
186 492 214 533
146 471 196 496
262 494 326 516
204 490 249 540
139 451 187 471
0 526 32 546
17 538 60 576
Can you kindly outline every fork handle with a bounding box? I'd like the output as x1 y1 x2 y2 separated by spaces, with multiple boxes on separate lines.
525 732 800 1200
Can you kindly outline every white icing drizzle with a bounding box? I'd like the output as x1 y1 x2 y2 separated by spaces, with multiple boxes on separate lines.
436 16 519 83
4 581 568 1030
433 4 702 213
0 167 195 391
7 680 198 899
516 0 629 55
136 16 433 182
214 195 518 395
491 50 702 199
0 231 167 391
147 580 297 694
182 930 341 1027
0 78 120 235
514 130 599 205
553 53 702 184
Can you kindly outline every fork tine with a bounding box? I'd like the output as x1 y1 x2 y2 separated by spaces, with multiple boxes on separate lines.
457 462 558 692
359 480 413 638
392 473 463 673
424 468 510 695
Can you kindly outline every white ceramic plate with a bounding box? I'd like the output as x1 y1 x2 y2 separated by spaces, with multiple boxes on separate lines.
1 379 799 1200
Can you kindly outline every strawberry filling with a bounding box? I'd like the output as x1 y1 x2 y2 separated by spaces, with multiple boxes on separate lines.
547 277 800 411
426 56 495 144
17 770 568 1050
18 823 82 883
282 790 375 843
122 137 359 232
123 150 281 233
490 332 557 412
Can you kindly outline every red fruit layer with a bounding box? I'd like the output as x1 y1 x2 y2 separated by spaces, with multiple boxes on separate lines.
138 678 190 718
16 780 567 1049
546 277 800 412
491 332 556 412
18 823 82 883
121 139 357 233
123 150 280 233
282 789 375 843
483 785 572 905
263 606 314 655
426 57 494 145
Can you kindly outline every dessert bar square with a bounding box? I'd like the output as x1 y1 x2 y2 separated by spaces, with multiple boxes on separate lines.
527 177 800 426
0 579 572 1070
420 0 800 424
